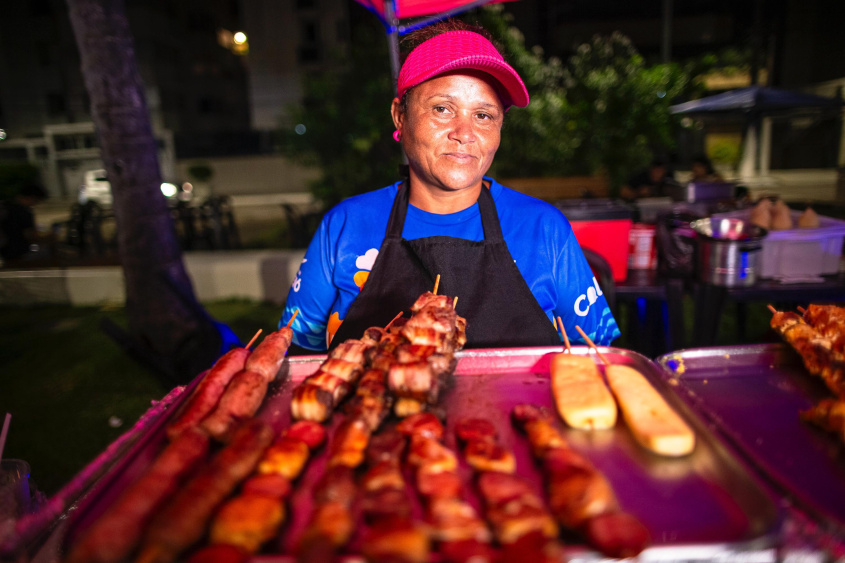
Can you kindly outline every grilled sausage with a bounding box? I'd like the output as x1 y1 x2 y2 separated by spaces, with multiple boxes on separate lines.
166 348 250 440
200 370 268 442
65 428 210 563
136 420 275 563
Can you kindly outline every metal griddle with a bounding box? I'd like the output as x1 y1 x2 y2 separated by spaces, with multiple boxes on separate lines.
56 346 780 562
656 343 845 536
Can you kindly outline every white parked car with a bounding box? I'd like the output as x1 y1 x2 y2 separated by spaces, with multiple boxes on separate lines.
78 169 112 206
78 169 183 206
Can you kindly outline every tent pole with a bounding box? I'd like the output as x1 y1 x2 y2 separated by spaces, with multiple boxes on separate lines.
385 0 400 96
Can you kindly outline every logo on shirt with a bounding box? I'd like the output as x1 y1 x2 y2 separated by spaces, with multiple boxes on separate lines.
574 276 604 317
353 248 379 291
291 258 307 292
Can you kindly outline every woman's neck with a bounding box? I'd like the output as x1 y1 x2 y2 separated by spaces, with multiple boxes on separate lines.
407 178 487 214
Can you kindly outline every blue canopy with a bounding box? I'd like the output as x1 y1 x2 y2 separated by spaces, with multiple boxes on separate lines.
670 85 843 115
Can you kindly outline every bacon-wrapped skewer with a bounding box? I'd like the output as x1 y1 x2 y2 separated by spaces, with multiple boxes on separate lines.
770 308 845 398
801 398 845 442
297 465 358 561
396 414 494 563
297 329 395 561
359 430 410 528
454 418 561 561
511 404 650 559
291 339 373 422
203 421 325 556
803 305 845 353
358 429 429 562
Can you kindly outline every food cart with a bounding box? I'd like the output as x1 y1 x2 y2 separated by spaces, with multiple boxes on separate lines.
2 336 845 562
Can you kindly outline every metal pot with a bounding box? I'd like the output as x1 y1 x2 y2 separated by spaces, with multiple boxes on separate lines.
692 218 767 287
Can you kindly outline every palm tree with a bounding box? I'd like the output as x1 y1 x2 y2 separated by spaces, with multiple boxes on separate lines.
66 0 220 382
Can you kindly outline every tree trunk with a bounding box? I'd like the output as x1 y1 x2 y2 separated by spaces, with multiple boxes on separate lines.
66 0 220 381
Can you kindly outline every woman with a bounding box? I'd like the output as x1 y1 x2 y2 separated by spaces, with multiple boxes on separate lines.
281 21 619 351
689 154 724 183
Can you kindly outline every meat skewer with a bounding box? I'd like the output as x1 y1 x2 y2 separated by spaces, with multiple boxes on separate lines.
244 313 297 382
201 421 326 557
511 404 650 559
454 417 560 560
398 414 493 563
201 370 269 442
297 323 396 561
198 322 298 442
136 419 276 563
165 347 251 441
769 305 845 398
801 398 845 442
65 428 211 563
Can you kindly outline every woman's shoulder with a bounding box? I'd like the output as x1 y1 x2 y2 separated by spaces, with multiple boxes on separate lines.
322 184 399 224
490 179 572 227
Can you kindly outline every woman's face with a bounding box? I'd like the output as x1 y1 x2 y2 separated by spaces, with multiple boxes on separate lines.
392 70 504 197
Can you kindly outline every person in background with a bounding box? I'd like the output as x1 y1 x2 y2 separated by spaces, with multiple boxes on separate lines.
280 20 619 352
0 183 48 265
620 158 675 201
689 154 725 183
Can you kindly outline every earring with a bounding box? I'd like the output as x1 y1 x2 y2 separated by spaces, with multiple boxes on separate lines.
393 130 401 142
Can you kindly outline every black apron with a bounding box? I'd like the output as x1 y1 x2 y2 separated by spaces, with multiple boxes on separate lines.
330 183 561 349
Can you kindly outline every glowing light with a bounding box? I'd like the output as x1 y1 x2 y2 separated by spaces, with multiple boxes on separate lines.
161 182 178 197
182 182 193 192
0 129 6 140
233 32 247 45
295 124 306 135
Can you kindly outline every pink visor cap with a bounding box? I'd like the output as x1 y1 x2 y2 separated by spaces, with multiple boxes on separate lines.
397 30 529 109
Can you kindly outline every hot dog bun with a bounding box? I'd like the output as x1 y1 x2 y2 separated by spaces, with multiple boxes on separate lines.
550 354 617 430
605 365 695 456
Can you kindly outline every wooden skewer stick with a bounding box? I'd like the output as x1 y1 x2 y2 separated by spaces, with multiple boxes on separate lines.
556 316 571 353
575 325 609 365
797 306 807 315
245 329 263 350
385 311 403 330
433 274 441 295
453 296 459 309
286 309 300 328
767 304 778 315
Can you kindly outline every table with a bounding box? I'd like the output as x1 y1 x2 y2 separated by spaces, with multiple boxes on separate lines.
692 274 845 346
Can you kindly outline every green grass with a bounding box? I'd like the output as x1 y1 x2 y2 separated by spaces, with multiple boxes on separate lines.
0 300 283 496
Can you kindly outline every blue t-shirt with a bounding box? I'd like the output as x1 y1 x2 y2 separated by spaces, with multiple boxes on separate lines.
281 178 620 350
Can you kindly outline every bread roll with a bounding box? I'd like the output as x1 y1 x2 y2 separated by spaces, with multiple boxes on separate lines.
605 365 695 457
749 199 772 230
550 354 617 430
797 207 820 229
771 200 794 230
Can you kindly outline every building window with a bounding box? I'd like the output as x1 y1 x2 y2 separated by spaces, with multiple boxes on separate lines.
47 93 66 116
298 20 321 63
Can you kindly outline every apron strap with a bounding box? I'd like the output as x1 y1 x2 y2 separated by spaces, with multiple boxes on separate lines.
476 184 503 242
385 183 409 240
